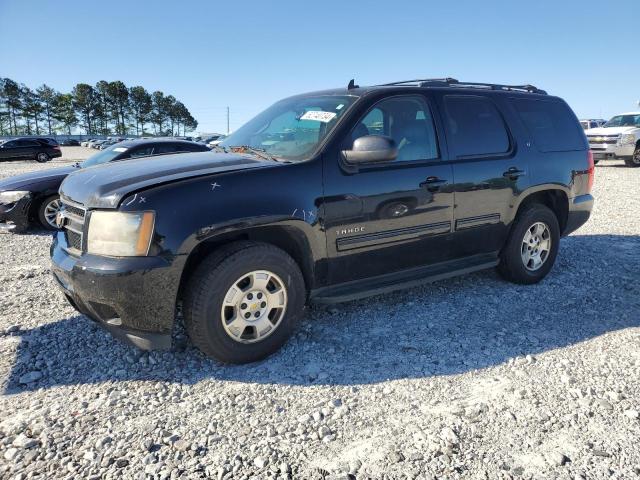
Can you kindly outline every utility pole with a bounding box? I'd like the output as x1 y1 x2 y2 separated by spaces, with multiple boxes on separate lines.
226 106 230 134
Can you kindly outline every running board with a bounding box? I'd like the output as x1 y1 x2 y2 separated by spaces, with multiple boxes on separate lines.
310 254 499 304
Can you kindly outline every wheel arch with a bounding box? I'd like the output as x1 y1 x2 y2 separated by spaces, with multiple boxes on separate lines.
511 185 570 234
28 190 60 221
176 224 318 304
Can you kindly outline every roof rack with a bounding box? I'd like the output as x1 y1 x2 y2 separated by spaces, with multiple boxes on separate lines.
378 78 547 95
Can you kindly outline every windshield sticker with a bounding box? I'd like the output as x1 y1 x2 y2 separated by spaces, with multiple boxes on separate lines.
113 147 128 152
336 104 344 110
300 111 337 123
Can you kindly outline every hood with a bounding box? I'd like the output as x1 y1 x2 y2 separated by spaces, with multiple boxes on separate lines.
59 151 271 209
586 126 638 136
0 165 78 191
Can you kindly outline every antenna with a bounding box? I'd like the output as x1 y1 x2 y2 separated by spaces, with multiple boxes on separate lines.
347 79 359 90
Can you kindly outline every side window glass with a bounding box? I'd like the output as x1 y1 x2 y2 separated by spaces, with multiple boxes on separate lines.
512 98 584 152
443 95 510 158
3 141 17 148
349 96 439 162
128 146 155 158
154 144 180 155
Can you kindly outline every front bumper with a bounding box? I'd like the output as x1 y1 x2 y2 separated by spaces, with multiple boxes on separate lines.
564 193 593 236
50 232 187 350
0 194 32 233
589 143 634 160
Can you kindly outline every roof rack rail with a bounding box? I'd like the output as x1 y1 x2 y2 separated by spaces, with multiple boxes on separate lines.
378 78 547 95
379 77 459 87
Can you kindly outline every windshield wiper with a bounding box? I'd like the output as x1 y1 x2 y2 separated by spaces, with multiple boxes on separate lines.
226 145 290 163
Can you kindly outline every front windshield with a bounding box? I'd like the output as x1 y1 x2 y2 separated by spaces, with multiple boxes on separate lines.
81 145 126 167
220 95 356 161
604 114 640 128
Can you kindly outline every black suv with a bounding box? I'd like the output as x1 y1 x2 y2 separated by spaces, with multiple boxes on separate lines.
0 137 62 163
51 78 594 363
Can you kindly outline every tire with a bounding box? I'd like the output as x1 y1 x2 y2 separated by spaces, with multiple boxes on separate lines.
497 204 560 284
35 152 49 163
37 195 62 230
183 241 306 363
623 146 640 167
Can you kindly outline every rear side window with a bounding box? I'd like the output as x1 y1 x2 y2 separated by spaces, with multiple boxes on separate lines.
512 98 585 152
443 95 510 158
127 146 155 158
154 144 181 155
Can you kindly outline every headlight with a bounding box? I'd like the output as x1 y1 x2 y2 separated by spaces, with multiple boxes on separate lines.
87 211 155 256
0 191 30 205
619 134 636 145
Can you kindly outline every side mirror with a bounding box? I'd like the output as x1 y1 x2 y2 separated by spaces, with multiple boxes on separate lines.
342 135 398 164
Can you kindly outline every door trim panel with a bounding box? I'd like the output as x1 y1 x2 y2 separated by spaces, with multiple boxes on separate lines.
336 221 451 251
455 213 501 230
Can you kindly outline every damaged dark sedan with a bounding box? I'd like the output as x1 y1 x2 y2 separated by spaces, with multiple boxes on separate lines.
0 138 209 232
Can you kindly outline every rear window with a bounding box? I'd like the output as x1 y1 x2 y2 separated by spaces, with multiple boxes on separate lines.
512 98 585 152
443 95 510 158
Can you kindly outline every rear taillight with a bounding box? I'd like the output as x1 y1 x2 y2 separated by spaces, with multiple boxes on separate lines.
586 150 595 193
53 146 61 150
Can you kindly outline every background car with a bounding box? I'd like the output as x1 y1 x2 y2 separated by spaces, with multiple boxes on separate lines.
580 119 607 130
0 139 210 232
99 140 119 150
207 135 227 148
0 137 62 163
61 139 80 146
91 140 109 149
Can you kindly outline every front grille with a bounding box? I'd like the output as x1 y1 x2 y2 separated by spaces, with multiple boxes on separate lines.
60 199 86 255
66 230 83 250
587 135 619 145
65 204 86 219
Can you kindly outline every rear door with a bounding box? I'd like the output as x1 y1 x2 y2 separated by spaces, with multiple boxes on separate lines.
436 93 531 258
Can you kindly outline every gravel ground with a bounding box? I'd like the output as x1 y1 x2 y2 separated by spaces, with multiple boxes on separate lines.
0 154 638 480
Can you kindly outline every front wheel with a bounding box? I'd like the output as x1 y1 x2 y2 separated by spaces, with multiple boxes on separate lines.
183 242 306 363
498 204 560 284
37 195 62 230
624 146 640 167
35 152 50 163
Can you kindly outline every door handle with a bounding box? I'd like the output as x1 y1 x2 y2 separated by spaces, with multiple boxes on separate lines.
503 167 526 179
420 176 447 192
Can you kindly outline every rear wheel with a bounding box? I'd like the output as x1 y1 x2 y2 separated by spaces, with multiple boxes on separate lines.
37 195 61 230
35 152 50 163
624 146 640 167
183 242 305 363
498 204 560 284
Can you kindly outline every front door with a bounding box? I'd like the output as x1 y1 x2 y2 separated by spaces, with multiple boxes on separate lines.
435 93 531 258
0 140 21 160
322 94 455 285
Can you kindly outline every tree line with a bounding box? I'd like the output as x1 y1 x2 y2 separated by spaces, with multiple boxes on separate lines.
0 78 198 137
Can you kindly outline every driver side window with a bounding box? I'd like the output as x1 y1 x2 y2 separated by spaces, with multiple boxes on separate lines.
349 96 439 162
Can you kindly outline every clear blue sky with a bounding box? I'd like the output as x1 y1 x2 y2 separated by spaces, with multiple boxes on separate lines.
1 0 638 134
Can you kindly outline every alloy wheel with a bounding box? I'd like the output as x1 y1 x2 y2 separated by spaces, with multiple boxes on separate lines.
521 222 552 271
43 198 62 229
220 270 288 343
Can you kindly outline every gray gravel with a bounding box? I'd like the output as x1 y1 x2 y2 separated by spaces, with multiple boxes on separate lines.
0 155 639 479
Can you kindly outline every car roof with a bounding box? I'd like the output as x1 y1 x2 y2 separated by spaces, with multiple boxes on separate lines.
616 112 640 116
